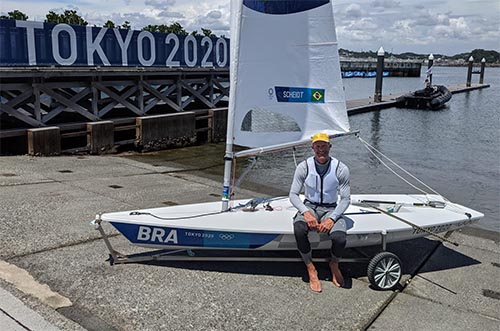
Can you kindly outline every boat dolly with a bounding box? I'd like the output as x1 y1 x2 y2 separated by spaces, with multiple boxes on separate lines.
92 217 405 291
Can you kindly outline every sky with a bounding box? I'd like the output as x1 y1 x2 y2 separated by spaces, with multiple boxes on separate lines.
1 0 499 55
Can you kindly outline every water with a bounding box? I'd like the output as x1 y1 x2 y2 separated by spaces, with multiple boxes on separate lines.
127 66 500 233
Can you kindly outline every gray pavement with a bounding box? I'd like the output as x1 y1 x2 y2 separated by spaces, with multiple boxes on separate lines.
1 285 61 331
0 154 499 331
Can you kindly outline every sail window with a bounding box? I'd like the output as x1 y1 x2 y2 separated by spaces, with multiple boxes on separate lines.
241 108 300 133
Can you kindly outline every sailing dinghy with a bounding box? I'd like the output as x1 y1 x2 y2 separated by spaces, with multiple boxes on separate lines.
92 0 483 290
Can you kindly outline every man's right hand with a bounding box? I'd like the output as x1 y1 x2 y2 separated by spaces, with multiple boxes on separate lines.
303 211 319 230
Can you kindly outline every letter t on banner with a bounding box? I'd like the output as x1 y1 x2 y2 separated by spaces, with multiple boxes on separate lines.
16 20 44 65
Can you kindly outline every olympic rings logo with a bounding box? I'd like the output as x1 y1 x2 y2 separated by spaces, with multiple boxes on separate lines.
219 233 235 241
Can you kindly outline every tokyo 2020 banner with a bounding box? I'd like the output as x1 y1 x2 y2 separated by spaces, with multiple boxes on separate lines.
0 19 229 67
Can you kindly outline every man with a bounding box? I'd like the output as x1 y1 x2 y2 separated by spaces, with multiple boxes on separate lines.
289 132 351 292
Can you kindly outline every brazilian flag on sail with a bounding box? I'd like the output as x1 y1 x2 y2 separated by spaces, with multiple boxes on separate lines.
310 89 324 102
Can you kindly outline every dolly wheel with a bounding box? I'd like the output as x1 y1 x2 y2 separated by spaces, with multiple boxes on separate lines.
367 252 402 290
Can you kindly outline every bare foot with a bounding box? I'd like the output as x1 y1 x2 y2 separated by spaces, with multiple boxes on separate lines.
306 263 322 293
329 261 344 287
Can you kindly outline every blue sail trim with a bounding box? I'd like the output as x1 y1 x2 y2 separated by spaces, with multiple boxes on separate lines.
111 222 280 249
243 0 329 15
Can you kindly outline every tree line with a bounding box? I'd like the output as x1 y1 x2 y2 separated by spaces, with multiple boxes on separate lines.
340 48 499 64
0 9 221 37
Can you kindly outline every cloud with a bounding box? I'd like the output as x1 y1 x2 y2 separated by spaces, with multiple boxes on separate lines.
157 10 184 18
433 17 470 39
344 4 363 18
206 10 222 20
47 5 81 14
1 0 497 54
345 18 378 32
371 0 400 9
144 0 176 10
412 10 450 26
337 17 379 44
184 4 229 36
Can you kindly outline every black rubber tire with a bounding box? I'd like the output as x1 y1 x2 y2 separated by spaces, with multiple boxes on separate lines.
367 251 402 290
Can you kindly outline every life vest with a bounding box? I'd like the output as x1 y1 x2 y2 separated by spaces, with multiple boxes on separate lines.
304 156 339 204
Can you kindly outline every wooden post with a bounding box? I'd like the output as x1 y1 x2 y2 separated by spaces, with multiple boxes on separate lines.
137 77 144 114
136 113 196 151
466 56 474 87
479 58 486 84
87 121 114 154
91 80 99 116
27 127 61 156
211 108 228 142
374 46 385 102
427 54 434 85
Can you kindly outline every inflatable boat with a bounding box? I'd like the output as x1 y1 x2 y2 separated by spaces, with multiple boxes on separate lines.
397 85 452 110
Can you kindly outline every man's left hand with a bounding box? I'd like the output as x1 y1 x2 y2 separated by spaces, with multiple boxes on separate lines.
318 218 334 233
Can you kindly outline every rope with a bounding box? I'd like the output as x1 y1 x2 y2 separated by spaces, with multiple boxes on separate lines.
292 147 298 167
128 195 287 220
358 136 444 198
361 202 459 246
129 210 225 220
357 136 469 214
233 157 258 191
229 155 238 206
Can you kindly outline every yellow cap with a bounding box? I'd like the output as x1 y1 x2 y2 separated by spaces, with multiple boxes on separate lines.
311 132 330 143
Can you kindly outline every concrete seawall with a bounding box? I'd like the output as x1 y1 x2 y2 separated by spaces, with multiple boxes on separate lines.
0 83 490 156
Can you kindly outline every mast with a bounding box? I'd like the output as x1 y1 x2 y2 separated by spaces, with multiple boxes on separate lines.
222 0 243 211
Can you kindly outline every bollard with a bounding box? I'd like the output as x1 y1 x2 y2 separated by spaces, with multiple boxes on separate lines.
479 58 486 84
427 54 434 85
374 46 385 103
466 56 474 87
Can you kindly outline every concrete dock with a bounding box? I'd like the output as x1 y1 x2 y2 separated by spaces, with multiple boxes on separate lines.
0 155 498 330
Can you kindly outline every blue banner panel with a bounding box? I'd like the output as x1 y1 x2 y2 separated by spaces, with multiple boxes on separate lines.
274 86 325 103
111 222 280 249
0 19 229 67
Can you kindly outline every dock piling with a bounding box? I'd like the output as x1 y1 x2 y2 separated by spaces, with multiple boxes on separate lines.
427 54 434 85
374 47 385 102
479 58 486 84
466 56 474 87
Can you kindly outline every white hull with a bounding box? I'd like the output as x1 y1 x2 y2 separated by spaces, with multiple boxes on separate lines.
101 194 483 251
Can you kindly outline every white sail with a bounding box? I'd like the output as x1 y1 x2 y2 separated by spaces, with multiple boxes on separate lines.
228 0 350 149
